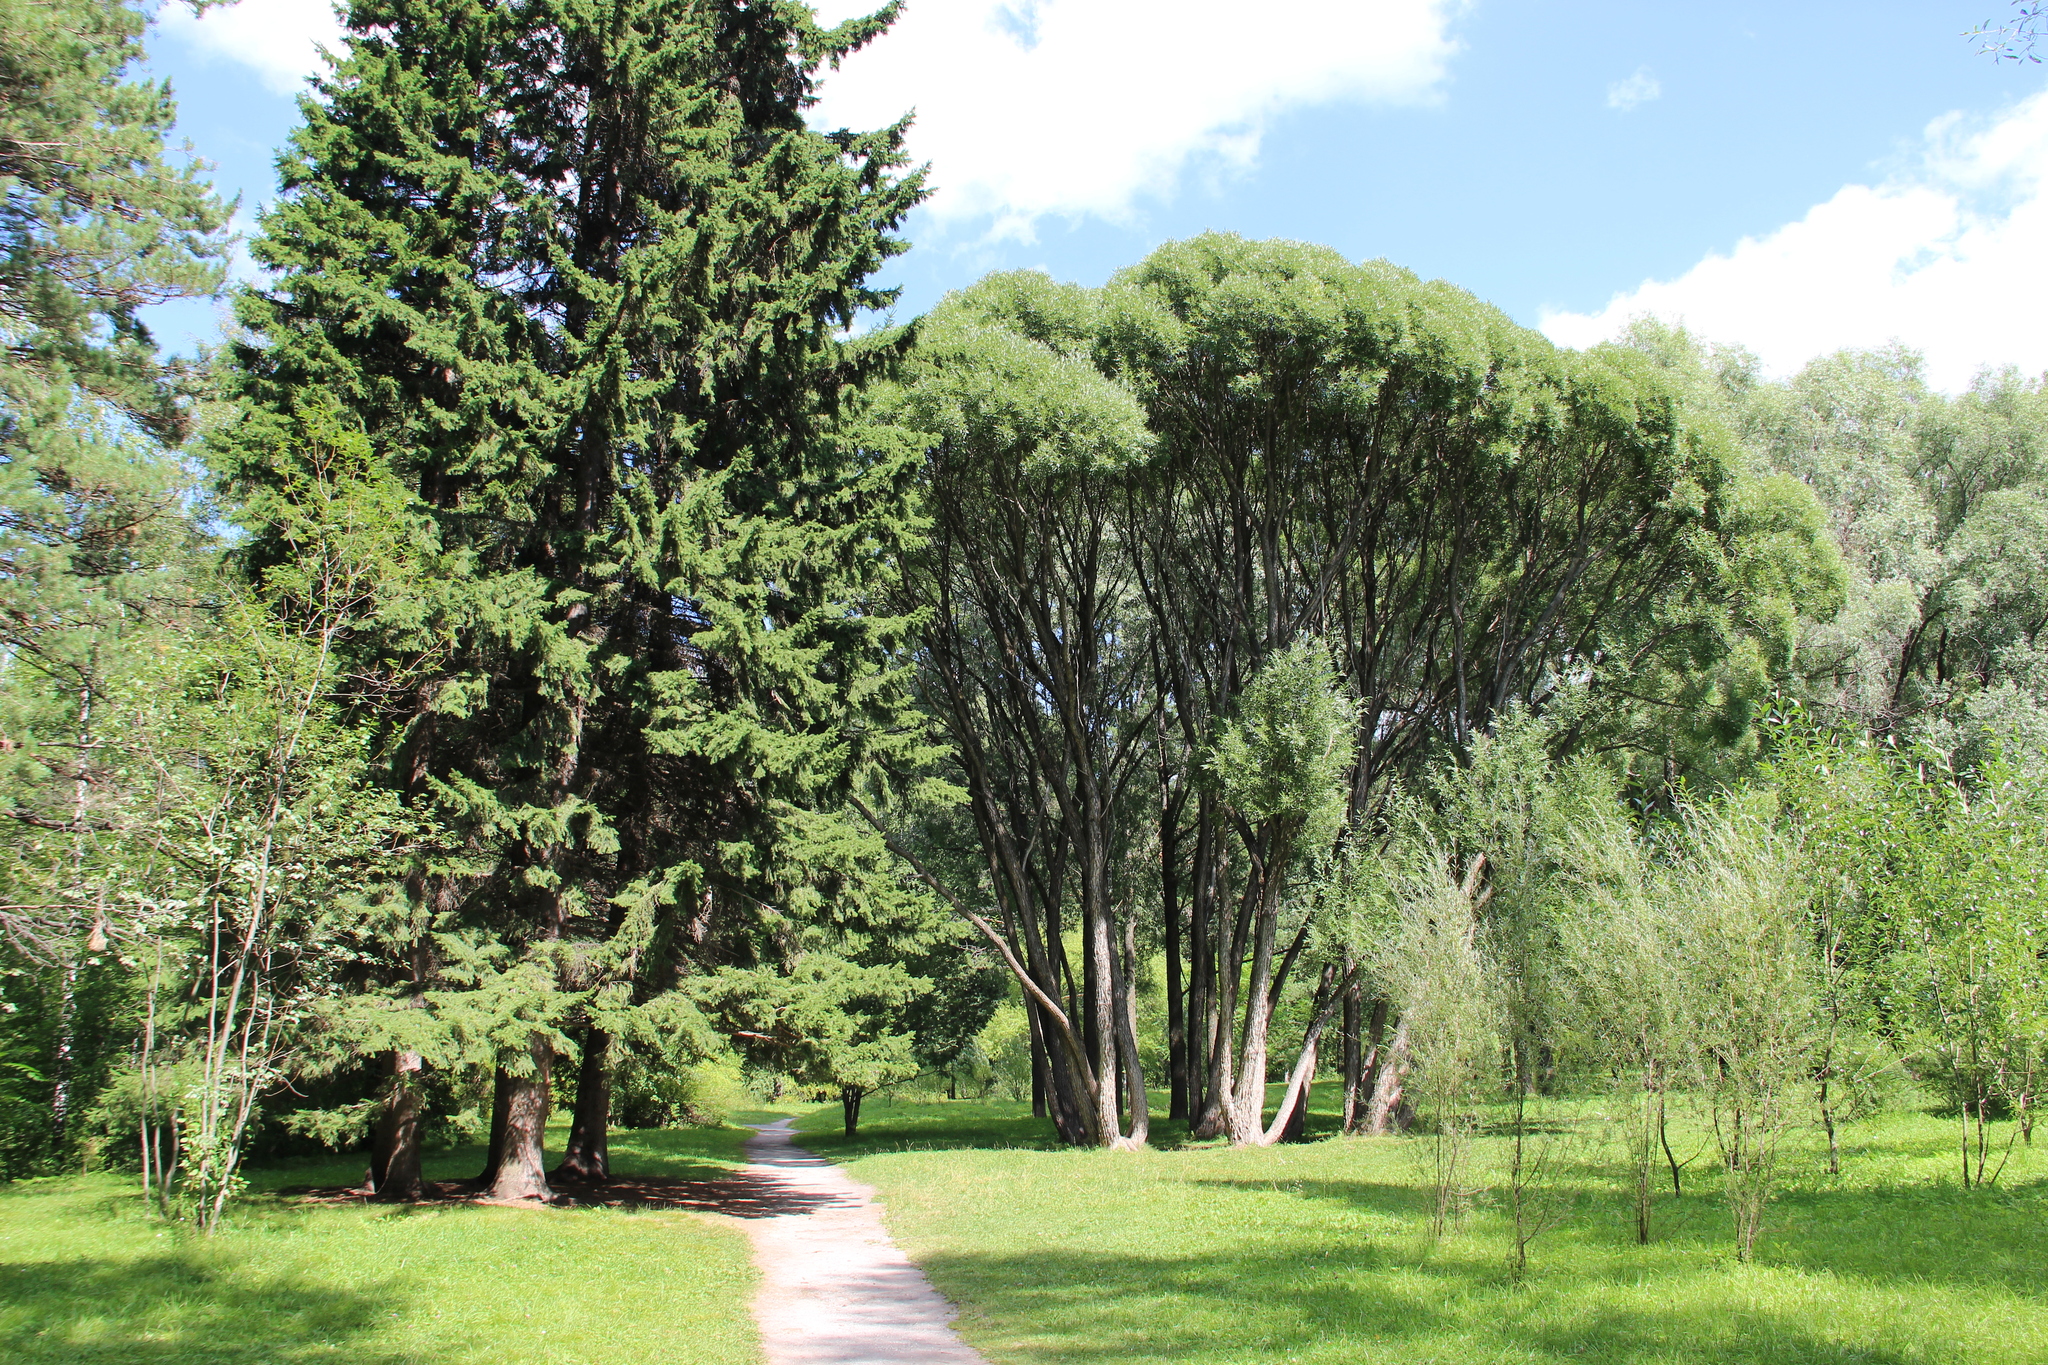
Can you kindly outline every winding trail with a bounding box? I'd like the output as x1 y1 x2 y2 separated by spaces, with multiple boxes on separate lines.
730 1118 990 1365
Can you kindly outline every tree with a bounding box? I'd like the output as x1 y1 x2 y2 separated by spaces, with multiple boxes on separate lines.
0 0 229 443
697 955 920 1137
217 0 925 1200
0 0 228 1172
875 271 1160 1148
1112 236 1830 1145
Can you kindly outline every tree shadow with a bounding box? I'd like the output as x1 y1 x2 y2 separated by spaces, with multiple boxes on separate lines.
793 1109 1067 1158
1756 1178 2048 1299
280 1169 849 1219
0 1253 410 1364
915 1244 1935 1365
1193 1167 2048 1303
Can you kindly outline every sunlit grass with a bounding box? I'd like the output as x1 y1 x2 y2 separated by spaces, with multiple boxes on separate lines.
799 1091 2048 1365
0 1126 760 1365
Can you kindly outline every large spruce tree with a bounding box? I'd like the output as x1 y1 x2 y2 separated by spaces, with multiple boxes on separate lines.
218 0 923 1200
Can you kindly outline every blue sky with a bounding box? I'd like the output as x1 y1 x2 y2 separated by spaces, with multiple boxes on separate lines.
145 0 2048 390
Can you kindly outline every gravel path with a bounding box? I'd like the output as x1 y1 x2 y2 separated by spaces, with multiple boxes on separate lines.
733 1118 990 1365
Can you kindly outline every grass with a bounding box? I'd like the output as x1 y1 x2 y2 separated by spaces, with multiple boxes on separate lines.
793 1089 2048 1365
0 1125 762 1364
7 1088 2043 1364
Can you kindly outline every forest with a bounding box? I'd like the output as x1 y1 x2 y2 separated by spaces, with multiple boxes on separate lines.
1 1 2045 1362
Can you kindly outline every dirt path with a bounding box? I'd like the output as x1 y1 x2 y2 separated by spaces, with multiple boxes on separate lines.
731 1118 989 1365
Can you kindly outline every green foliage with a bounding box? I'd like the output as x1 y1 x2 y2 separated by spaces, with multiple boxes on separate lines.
0 0 230 442
1206 637 1356 836
695 954 922 1100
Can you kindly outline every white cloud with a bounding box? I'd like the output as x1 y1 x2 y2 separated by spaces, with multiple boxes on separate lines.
156 0 343 96
153 1 1463 238
809 0 1462 238
1542 90 2048 392
1605 66 1659 112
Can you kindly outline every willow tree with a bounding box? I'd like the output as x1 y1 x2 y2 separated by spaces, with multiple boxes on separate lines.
218 0 923 1200
877 272 1158 1147
1106 234 1838 1144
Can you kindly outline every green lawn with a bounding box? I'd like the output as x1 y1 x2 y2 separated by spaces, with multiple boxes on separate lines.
6 1093 2043 1365
0 1126 763 1365
797 1092 2048 1365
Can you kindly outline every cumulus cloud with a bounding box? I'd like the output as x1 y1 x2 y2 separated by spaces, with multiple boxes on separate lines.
1542 90 2048 392
1605 67 1659 112
809 0 1462 238
154 1 1463 238
156 0 343 96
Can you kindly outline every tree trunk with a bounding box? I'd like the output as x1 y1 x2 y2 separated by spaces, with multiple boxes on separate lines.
1111 911 1149 1147
1365 1016 1411 1135
49 941 80 1146
1086 900 1121 1146
368 1050 425 1200
552 1026 610 1183
476 1065 512 1184
482 1035 553 1202
841 1085 863 1137
1030 1015 1047 1118
1165 859 1187 1123
1224 843 1287 1145
1340 975 1363 1134
1279 1039 1314 1143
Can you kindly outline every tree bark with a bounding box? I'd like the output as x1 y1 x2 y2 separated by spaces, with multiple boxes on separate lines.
841 1085 863 1137
552 1026 610 1183
476 1065 512 1184
1030 1015 1047 1118
482 1034 553 1202
1340 973 1363 1134
368 1050 425 1200
1365 1015 1411 1135
1279 1039 1314 1143
1112 911 1149 1147
1164 846 1187 1122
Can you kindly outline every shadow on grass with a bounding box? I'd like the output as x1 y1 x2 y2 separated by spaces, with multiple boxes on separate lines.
918 1243 1930 1365
0 1253 409 1364
276 1122 838 1217
1196 1167 2048 1303
794 1104 1067 1159
1761 1177 2048 1298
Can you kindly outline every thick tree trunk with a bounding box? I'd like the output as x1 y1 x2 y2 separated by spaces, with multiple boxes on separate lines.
841 1085 863 1137
367 1050 424 1200
1086 901 1121 1146
1365 1016 1412 1135
552 1027 610 1183
1225 846 1287 1145
483 1035 553 1202
476 1065 512 1184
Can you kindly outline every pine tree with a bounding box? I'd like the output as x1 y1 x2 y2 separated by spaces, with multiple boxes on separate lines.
0 0 228 1166
217 0 924 1200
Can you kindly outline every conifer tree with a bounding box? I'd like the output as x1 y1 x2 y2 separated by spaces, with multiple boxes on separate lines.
0 0 228 1165
217 0 923 1200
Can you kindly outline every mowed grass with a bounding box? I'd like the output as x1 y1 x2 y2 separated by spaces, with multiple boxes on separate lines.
796 1092 2048 1365
0 1125 761 1365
